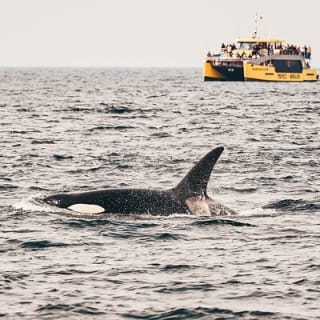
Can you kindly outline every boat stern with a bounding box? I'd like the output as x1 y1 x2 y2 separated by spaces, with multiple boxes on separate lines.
203 60 227 81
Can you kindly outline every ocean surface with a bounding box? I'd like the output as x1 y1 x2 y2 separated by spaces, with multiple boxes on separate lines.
0 67 319 319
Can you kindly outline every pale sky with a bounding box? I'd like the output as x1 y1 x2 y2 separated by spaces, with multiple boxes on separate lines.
1 0 319 67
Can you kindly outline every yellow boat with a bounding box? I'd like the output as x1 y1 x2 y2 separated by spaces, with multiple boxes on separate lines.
204 37 318 82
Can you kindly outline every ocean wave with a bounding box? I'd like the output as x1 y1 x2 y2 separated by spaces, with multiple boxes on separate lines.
12 194 54 213
153 232 181 240
36 303 105 316
160 264 195 272
0 184 18 191
191 218 255 227
88 125 136 132
263 198 320 212
31 139 55 144
53 154 73 161
62 218 115 228
2 69 320 320
224 187 257 193
20 240 66 249
155 282 216 293
123 306 277 320
101 103 135 114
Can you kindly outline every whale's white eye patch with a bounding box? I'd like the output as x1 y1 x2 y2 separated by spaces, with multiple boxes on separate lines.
68 204 105 214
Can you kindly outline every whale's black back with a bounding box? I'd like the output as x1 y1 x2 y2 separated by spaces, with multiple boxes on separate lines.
45 188 187 215
43 146 225 215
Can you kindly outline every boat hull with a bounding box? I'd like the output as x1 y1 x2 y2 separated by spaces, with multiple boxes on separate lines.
243 62 318 82
204 57 318 82
203 61 244 81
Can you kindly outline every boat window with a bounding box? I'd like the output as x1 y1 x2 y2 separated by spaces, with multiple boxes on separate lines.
271 59 302 73
238 42 254 50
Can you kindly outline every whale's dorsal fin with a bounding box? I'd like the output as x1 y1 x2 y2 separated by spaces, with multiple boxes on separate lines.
173 146 224 199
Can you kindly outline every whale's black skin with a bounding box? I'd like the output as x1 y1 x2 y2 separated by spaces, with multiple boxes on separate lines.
44 146 237 216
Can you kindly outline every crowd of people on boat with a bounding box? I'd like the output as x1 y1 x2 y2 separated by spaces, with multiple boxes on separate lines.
252 43 312 58
207 42 312 60
281 44 311 58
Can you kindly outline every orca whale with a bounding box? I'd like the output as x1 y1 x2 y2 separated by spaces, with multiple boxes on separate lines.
43 146 237 216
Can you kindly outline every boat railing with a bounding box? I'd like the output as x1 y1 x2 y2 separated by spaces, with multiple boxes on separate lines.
209 58 243 67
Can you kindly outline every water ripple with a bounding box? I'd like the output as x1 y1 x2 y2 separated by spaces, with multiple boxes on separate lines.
191 219 255 227
20 240 67 249
1 68 319 320
123 307 277 320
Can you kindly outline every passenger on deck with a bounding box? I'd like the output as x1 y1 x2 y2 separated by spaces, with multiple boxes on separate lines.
240 51 247 59
267 44 274 55
221 43 227 54
306 46 312 59
227 44 232 57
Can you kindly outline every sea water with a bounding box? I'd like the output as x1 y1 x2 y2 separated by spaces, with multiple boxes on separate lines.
0 68 319 319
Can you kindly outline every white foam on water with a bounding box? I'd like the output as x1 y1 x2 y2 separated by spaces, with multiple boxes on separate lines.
238 206 277 217
12 193 53 212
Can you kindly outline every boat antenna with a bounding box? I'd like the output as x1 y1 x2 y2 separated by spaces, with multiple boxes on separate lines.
254 13 263 38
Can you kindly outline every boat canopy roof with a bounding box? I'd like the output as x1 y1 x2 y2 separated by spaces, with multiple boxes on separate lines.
237 37 285 43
